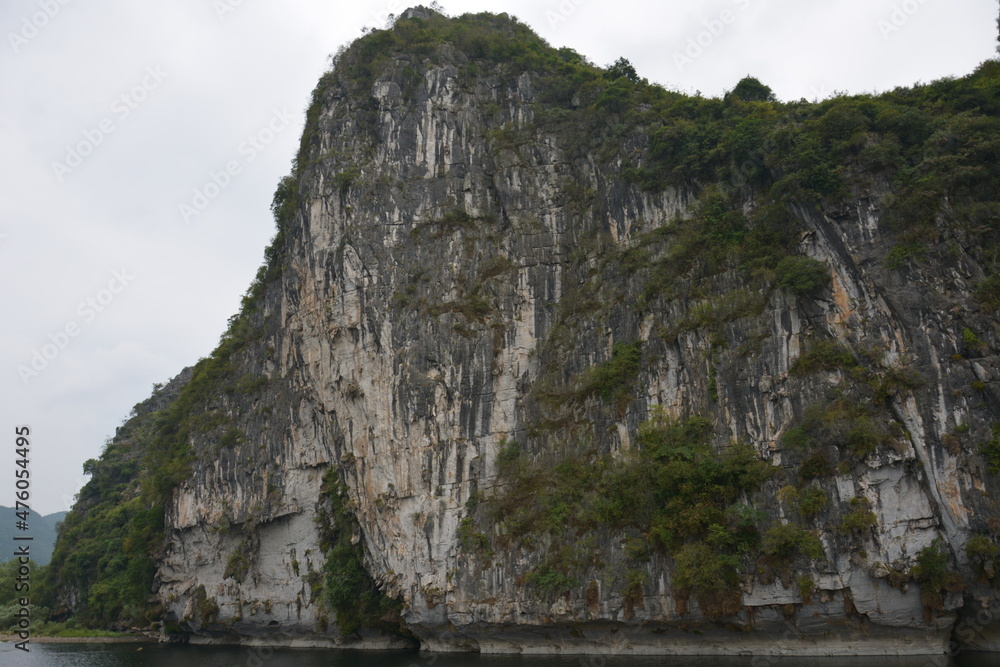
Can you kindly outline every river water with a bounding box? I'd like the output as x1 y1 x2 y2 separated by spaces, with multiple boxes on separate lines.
4 644 1000 667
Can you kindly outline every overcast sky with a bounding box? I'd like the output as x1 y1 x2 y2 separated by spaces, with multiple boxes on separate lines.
1 0 996 516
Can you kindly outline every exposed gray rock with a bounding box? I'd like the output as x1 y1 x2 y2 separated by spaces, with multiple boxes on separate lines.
147 13 1000 657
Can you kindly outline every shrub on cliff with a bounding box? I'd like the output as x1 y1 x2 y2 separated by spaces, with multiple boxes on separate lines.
912 539 965 612
775 256 831 296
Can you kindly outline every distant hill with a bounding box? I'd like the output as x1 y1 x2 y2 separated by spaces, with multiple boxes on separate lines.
0 506 67 565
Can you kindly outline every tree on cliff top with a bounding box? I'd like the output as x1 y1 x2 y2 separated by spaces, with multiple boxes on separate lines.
728 76 777 103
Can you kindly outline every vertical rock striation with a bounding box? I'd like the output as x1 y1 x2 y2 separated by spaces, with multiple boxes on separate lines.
52 8 1000 656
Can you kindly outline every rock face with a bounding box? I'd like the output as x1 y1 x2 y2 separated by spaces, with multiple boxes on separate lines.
64 9 1000 656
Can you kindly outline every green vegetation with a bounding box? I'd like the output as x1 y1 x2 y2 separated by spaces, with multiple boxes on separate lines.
797 574 817 603
475 414 827 617
412 208 482 238
777 484 828 520
659 289 769 344
885 243 924 270
218 427 245 450
790 339 855 375
798 487 829 520
791 398 896 462
427 292 493 321
783 342 920 477
1 559 133 636
774 256 831 296
585 342 642 407
224 548 250 583
638 188 776 303
728 76 777 104
334 165 362 195
621 56 1000 233
800 449 834 480
0 559 48 632
191 585 220 626
978 424 1000 474
776 485 800 511
911 539 965 611
839 497 878 535
964 327 989 356
316 470 404 636
524 558 580 600
780 427 812 451
966 534 1000 583
606 57 639 83
457 517 491 554
622 569 648 613
977 275 1000 311
759 524 824 572
41 417 165 628
34 625 130 638
672 542 742 617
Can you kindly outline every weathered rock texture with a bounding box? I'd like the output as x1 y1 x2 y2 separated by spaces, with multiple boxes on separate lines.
63 8 1000 656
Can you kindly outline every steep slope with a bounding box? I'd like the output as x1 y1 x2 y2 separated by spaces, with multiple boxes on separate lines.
48 6 1000 655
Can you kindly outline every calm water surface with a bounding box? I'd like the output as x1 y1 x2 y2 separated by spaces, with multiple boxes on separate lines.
4 644 1000 667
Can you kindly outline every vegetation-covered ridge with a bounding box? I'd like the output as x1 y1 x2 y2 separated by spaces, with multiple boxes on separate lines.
39 371 188 628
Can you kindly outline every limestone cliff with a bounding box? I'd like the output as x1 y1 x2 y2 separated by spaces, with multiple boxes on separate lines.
48 7 1000 656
